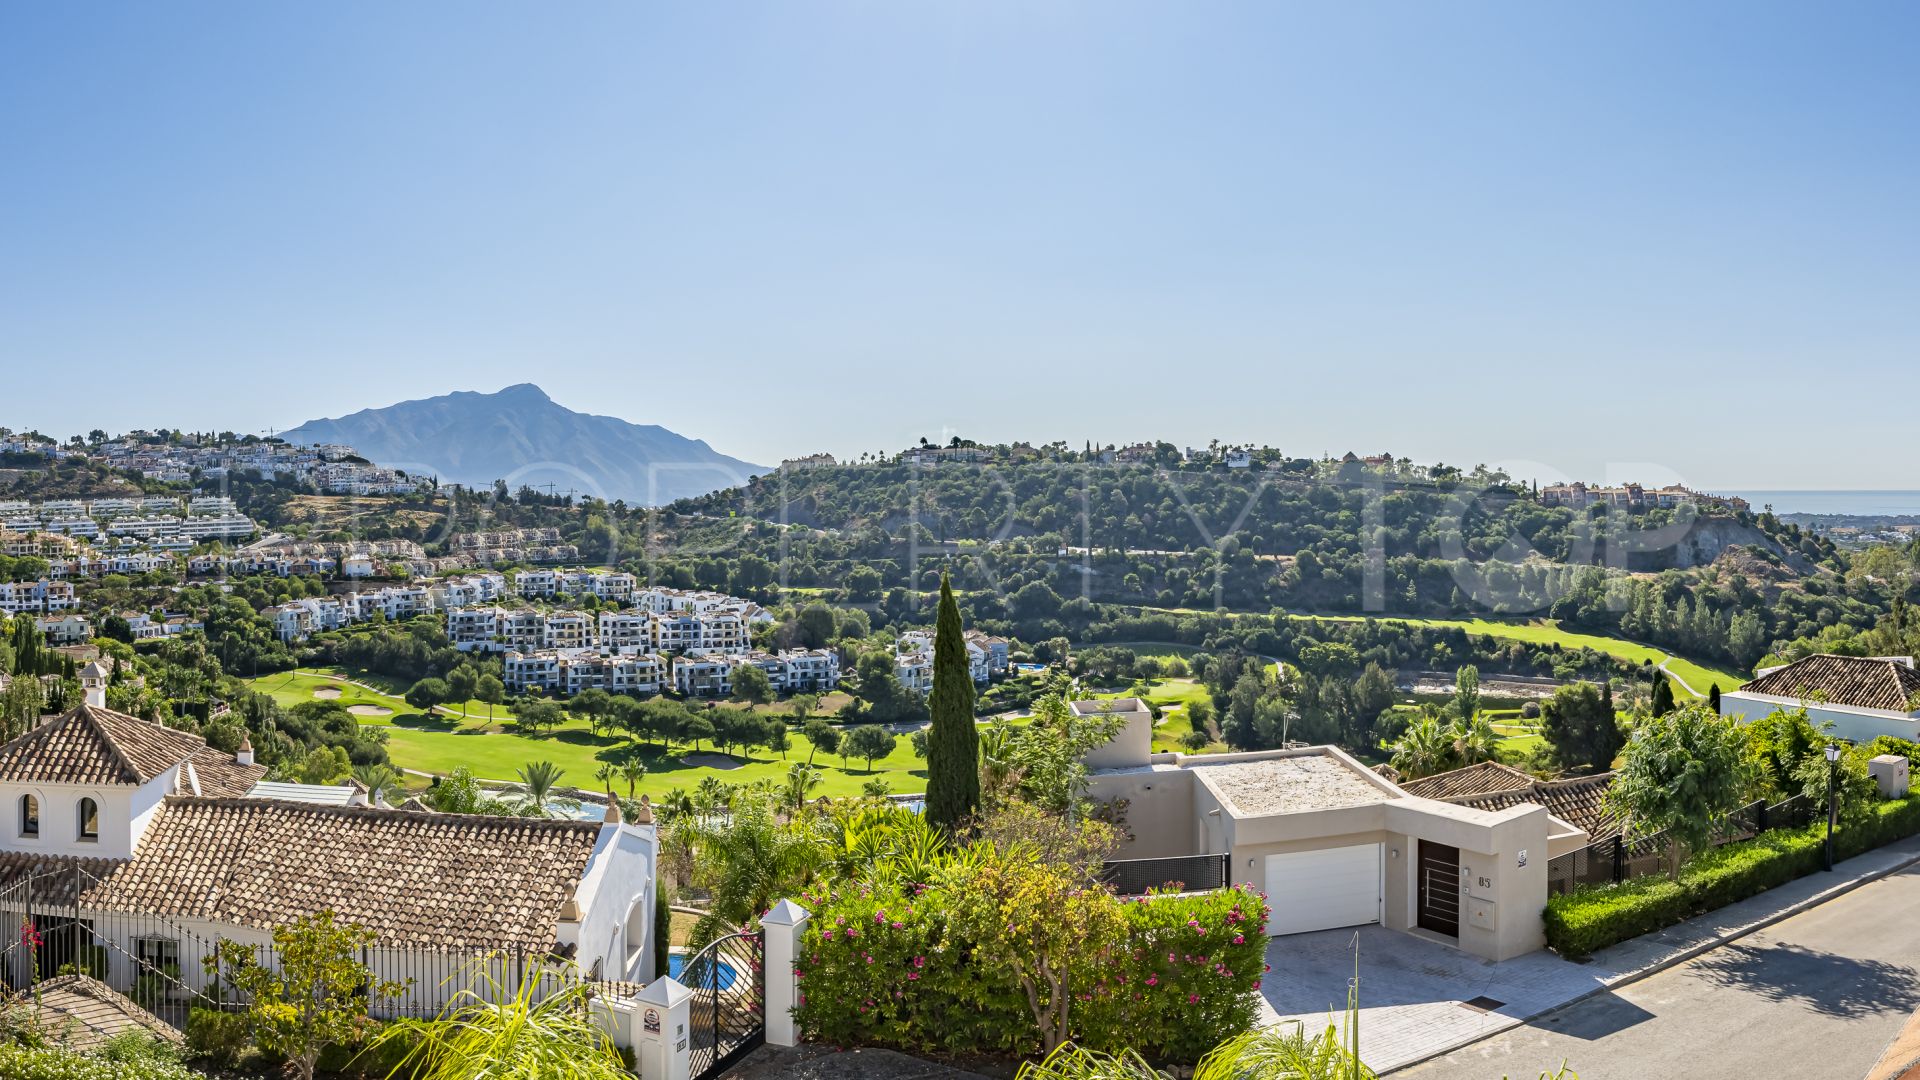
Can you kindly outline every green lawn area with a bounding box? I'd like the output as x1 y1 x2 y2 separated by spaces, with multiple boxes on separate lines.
1083 676 1226 754
1284 615 1745 699
244 668 923 799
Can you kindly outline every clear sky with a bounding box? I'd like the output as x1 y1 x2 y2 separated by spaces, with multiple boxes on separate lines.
3 2 1916 489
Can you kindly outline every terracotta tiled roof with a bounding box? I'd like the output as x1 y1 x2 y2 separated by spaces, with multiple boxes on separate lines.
1452 773 1621 840
30 974 182 1050
184 746 268 799
0 704 204 786
1740 654 1920 713
1396 760 1535 800
55 797 604 951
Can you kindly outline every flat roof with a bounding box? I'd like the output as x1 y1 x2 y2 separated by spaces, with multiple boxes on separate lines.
1190 753 1391 816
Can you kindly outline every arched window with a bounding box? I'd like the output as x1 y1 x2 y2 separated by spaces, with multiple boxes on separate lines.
18 795 37 838
77 798 98 841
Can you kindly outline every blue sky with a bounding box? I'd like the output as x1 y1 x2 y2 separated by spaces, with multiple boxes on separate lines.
3 2 1916 489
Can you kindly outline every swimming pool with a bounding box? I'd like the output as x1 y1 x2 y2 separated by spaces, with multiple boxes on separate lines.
668 951 741 990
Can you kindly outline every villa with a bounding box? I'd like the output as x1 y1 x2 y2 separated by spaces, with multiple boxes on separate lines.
0 665 662 1011
1720 653 1920 743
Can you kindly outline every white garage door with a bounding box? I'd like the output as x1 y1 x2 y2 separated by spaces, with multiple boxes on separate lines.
1263 844 1382 937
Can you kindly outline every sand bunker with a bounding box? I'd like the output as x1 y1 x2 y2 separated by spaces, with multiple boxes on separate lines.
312 687 342 699
347 704 393 717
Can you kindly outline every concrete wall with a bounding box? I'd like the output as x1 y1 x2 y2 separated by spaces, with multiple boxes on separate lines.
1077 700 1155 771
1084 767 1200 860
1722 692 1920 744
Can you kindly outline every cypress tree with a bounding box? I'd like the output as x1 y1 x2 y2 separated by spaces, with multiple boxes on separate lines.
1708 683 1722 714
1651 674 1676 717
925 573 979 832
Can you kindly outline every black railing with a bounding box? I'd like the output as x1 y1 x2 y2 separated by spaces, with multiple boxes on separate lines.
1545 794 1816 896
1100 853 1230 896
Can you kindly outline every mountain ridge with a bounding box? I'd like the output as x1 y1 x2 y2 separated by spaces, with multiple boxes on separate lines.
280 384 765 504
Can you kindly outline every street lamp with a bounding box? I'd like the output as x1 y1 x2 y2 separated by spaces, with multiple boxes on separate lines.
1824 743 1841 872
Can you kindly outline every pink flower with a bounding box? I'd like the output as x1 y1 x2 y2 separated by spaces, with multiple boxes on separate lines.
1251 979 1262 990
1146 976 1158 987
1189 994 1200 1003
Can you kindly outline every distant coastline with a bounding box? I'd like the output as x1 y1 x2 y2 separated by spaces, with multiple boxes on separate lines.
1723 490 1920 520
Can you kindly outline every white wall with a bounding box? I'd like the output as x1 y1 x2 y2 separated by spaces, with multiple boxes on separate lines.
570 821 660 983
0 774 171 860
1722 692 1920 745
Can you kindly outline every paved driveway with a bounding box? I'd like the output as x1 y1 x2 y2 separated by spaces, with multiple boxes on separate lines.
1260 834 1920 1074
1397 865 1920 1080
1258 927 1610 1071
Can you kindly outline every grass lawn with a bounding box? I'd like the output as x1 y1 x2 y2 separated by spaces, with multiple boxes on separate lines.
244 668 925 799
1084 676 1226 753
1283 615 1745 699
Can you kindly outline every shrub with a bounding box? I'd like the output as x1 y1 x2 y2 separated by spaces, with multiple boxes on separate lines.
1546 795 1920 959
793 879 1268 1064
184 1007 259 1071
0 1043 205 1080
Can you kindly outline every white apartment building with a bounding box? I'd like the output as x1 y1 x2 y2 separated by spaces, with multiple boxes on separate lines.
515 569 560 598
597 610 655 650
0 581 75 615
782 648 842 692
671 654 734 697
502 648 666 695
653 611 747 655
563 570 637 602
544 611 593 650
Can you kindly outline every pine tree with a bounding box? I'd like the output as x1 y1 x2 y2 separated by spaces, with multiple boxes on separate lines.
925 573 980 832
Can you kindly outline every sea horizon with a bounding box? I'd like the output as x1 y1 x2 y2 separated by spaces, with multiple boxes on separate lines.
1722 490 1920 517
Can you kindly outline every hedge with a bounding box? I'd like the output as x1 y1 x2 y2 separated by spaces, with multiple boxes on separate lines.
792 883 1269 1063
1545 794 1920 960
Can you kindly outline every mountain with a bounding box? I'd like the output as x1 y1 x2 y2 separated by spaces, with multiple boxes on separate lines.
280 384 766 504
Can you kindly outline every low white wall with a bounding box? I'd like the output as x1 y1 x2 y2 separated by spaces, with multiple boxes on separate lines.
1722 692 1920 744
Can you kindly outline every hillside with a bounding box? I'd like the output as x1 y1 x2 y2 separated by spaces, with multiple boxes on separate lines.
662 456 1866 672
281 384 765 505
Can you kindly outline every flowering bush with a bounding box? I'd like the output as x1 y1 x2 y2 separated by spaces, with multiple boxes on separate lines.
793 873 1268 1063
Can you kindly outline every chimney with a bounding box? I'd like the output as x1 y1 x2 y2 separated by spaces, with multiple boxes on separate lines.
235 735 254 767
79 660 108 709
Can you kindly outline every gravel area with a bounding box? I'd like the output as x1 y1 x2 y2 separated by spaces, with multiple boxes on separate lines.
1193 754 1388 815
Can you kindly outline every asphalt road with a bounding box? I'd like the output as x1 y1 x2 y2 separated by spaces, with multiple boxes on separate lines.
1398 864 1920 1080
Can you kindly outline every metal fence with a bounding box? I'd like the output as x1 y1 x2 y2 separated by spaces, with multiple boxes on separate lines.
1100 853 1229 896
0 865 605 1028
1546 794 1819 896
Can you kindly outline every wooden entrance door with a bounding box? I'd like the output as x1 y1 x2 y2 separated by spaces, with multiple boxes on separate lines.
1417 840 1461 937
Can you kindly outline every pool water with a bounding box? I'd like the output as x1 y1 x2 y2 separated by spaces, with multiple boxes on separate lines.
668 951 741 990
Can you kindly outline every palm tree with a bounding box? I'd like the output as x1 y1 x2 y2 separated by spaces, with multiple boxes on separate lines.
1450 713 1499 767
351 764 403 806
619 758 647 799
690 795 827 948
594 762 615 795
780 762 822 814
1389 709 1455 781
512 761 580 818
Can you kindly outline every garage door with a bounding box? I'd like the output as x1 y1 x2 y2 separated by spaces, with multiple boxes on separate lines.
1263 844 1382 937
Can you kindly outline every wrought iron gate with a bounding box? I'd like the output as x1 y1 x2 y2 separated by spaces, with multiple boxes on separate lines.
685 930 765 1080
